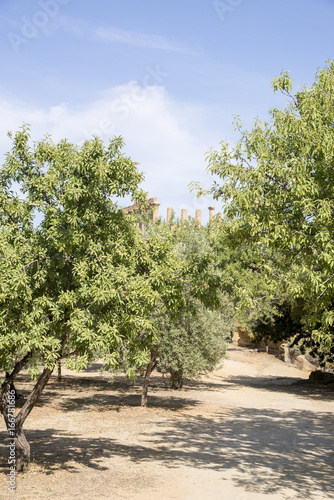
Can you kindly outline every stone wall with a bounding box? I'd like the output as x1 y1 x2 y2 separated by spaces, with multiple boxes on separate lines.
232 327 283 351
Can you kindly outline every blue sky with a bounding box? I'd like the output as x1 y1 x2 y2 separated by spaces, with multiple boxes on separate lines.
0 0 333 222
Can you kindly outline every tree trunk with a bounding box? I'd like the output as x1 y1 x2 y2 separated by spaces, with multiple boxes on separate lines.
12 367 53 472
1 355 58 474
57 360 62 382
170 369 184 389
141 354 157 407
141 380 149 407
14 427 30 473
0 352 32 417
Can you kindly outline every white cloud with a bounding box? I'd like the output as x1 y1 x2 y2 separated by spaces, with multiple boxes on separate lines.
0 82 219 223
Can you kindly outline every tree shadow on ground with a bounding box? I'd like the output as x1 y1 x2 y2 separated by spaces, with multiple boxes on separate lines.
12 370 334 419
220 374 334 402
9 375 203 413
0 407 333 499
0 429 115 474
137 407 334 499
12 373 234 412
49 373 233 393
55 392 201 412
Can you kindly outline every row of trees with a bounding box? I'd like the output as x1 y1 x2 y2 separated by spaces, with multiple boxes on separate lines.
2 59 334 473
111 223 234 405
0 129 233 472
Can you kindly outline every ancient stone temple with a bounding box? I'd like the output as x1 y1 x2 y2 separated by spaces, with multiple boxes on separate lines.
124 196 220 231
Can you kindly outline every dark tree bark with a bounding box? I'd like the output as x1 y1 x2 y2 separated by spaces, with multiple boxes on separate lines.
1 352 32 418
15 367 53 428
14 428 30 473
141 353 157 407
1 366 54 472
170 369 184 389
57 360 62 382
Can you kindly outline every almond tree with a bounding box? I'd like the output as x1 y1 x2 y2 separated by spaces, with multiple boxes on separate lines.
0 127 158 471
196 60 334 363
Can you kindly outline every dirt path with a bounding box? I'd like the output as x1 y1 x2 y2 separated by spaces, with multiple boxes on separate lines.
1 347 333 500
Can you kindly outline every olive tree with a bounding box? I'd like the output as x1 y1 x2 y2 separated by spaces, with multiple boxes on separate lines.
119 221 234 406
158 294 233 390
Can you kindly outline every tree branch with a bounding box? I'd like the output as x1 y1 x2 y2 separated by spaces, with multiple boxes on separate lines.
0 351 33 420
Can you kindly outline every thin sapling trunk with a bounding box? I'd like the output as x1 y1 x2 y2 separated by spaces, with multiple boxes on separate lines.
141 353 157 407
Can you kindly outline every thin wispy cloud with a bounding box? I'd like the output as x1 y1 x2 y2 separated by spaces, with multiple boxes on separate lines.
48 17 195 53
94 26 192 53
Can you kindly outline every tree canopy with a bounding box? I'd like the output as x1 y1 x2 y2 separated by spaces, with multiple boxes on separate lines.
0 127 160 470
108 218 233 405
194 60 334 364
149 222 233 390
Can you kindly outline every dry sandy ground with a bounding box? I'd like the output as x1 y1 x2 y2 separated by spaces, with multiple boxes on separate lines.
0 347 333 500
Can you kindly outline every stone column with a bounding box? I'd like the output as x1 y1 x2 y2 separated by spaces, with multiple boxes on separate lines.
167 207 173 224
195 209 201 226
150 198 160 222
181 209 187 223
208 206 215 220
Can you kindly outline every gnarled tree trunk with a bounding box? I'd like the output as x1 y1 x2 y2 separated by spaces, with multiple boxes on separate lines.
14 427 30 473
2 367 54 472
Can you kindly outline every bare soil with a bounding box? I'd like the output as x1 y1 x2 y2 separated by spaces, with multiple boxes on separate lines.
1 347 333 500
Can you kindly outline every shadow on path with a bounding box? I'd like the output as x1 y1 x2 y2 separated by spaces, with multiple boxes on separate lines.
218 374 334 402
1 407 333 499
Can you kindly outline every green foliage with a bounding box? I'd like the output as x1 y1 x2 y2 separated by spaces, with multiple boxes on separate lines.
106 222 187 379
209 226 290 342
250 301 304 346
195 60 334 364
0 126 158 376
271 70 293 93
158 294 233 388
147 221 234 387
109 217 234 391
